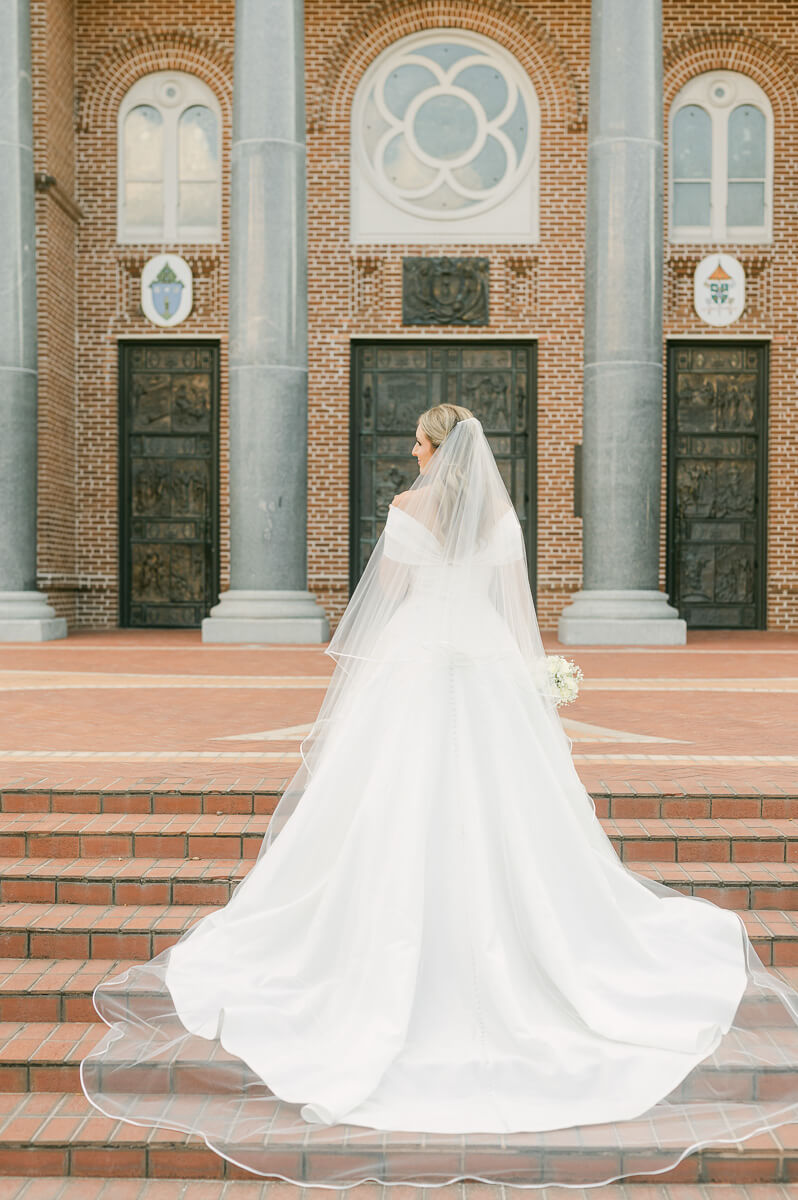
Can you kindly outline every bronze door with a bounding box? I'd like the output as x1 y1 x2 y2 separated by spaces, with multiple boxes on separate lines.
350 341 536 591
119 342 219 627
666 343 768 629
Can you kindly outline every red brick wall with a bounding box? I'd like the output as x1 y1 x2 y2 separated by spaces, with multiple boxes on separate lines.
30 0 798 631
32 0 79 624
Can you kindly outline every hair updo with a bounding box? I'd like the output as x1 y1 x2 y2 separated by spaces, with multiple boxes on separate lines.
418 404 474 449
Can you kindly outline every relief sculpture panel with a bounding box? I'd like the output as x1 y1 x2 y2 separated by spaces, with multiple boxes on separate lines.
402 257 489 326
122 343 218 628
668 345 765 629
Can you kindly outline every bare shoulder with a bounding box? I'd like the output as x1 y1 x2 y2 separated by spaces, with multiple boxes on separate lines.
390 490 413 511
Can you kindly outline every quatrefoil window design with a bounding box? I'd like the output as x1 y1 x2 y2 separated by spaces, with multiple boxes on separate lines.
356 31 539 220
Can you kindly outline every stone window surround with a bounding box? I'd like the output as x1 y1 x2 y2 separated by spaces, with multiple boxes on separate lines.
350 28 541 244
669 69 773 245
117 69 222 245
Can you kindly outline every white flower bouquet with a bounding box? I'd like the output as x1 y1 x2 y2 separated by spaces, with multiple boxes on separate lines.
546 654 584 707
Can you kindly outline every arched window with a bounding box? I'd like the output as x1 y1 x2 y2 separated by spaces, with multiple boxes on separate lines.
118 71 221 243
351 30 540 243
669 71 772 242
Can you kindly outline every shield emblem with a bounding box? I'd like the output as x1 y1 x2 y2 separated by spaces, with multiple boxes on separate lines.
150 261 184 320
432 265 458 306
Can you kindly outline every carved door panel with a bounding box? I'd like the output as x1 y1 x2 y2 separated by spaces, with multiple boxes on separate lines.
351 341 536 592
667 343 767 628
120 342 219 627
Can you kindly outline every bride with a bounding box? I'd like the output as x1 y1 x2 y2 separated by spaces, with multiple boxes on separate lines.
82 404 798 1187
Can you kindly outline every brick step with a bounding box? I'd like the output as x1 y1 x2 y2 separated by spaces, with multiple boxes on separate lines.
1 901 798 964
607 819 798 863
0 959 139 1021
0 1181 394 1199
6 1019 798 1095
1 787 797 821
636 861 798 908
595 794 798 821
0 902 214 960
0 1022 105 1091
5 813 798 862
0 1180 794 1200
0 857 247 906
1 1092 798 1183
4 956 798 1027
0 1179 790 1199
7 957 796 1027
4 855 798 909
0 813 270 859
0 789 280 816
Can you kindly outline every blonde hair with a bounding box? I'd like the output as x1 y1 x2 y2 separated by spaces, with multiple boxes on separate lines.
416 404 476 536
418 404 474 449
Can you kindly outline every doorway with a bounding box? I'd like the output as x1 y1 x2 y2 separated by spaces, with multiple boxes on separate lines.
119 341 220 627
666 342 768 628
350 340 537 592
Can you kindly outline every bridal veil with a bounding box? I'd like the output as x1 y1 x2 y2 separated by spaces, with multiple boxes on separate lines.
81 415 798 1187
263 414 567 849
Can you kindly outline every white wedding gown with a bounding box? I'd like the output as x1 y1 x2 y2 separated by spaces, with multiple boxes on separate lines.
82 437 798 1187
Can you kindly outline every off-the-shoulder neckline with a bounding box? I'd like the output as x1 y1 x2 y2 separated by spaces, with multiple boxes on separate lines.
386 502 442 545
388 502 516 519
387 502 517 532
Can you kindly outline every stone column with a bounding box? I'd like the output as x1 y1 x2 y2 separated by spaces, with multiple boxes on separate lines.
202 0 328 643
558 0 685 645
0 0 66 641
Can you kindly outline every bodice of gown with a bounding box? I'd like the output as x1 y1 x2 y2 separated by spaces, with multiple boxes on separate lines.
409 565 490 600
379 504 525 663
384 504 523 573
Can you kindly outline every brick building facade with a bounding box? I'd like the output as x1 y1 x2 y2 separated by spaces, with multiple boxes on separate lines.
28 0 798 634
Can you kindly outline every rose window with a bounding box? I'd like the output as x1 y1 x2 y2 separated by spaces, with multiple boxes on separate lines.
357 32 538 220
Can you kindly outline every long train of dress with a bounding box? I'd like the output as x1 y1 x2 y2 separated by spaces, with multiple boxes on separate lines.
81 505 798 1186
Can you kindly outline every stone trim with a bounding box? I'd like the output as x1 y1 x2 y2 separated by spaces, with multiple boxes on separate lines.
310 0 582 135
663 28 798 120
76 30 233 134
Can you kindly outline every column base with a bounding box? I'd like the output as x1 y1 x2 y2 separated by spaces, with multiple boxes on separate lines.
201 589 329 644
0 592 68 641
557 589 687 646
